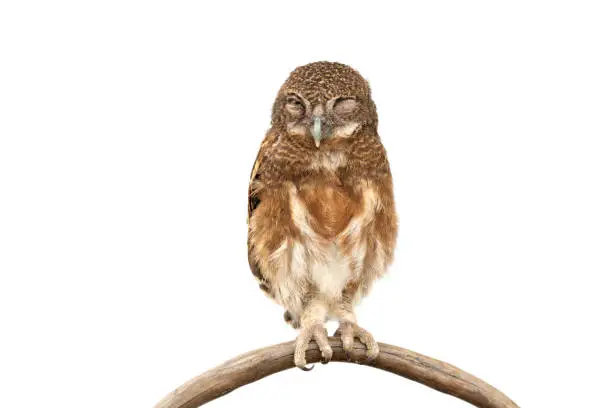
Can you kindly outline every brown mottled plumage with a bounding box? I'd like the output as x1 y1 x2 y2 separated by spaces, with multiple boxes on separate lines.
247 62 397 369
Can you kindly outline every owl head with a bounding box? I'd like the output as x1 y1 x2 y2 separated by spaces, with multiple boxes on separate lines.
272 61 378 148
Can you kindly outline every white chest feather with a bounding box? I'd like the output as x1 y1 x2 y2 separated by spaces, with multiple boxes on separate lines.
309 244 352 299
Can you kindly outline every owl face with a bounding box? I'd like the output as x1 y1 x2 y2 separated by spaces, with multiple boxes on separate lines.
272 62 377 148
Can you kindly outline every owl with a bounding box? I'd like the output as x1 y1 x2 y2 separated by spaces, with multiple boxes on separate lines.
247 61 397 369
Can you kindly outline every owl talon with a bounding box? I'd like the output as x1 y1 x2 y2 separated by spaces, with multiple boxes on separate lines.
299 364 315 371
294 323 332 370
321 345 333 364
336 321 379 363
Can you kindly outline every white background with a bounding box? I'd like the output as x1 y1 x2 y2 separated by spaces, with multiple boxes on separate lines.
1 1 611 407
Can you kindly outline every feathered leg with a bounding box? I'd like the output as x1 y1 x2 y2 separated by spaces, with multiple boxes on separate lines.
294 297 332 370
332 297 379 362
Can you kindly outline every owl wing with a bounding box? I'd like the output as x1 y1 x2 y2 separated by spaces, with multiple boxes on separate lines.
247 131 279 292
247 152 263 220
247 130 277 219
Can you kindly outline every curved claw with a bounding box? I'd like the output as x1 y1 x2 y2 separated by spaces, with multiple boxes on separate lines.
336 321 379 363
294 323 332 370
299 364 315 371
320 347 332 364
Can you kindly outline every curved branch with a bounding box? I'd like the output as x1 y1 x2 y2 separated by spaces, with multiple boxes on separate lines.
154 338 519 408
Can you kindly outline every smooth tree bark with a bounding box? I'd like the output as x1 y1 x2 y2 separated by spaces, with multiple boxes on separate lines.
154 337 519 408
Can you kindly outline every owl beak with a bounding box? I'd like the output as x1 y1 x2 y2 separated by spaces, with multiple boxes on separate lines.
312 116 323 148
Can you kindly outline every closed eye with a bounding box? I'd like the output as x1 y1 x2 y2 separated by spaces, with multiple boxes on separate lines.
285 94 305 116
333 97 358 115
286 95 303 107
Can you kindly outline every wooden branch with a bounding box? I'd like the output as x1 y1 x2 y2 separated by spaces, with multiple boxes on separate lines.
154 337 519 408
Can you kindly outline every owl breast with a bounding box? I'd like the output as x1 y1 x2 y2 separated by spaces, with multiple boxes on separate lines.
284 177 365 303
297 180 357 240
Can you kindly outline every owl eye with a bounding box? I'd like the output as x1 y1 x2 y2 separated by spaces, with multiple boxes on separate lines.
286 96 303 106
285 95 305 116
333 97 358 116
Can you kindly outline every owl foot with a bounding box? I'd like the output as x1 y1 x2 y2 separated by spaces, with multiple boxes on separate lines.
294 323 332 370
334 321 379 363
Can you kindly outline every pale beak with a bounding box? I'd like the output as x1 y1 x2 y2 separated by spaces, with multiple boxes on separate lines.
312 116 323 148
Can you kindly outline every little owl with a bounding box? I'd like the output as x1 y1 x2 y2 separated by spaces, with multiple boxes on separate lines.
247 61 397 369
